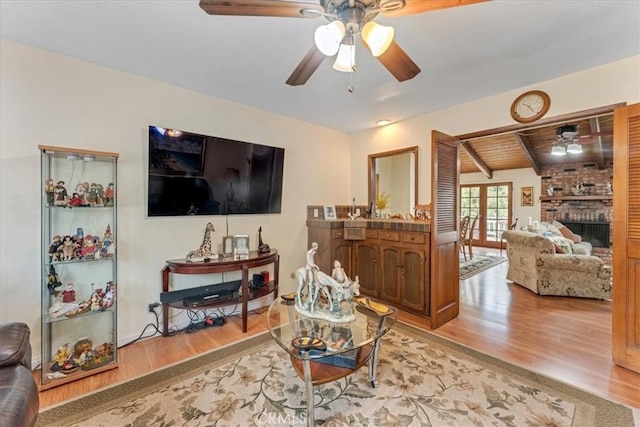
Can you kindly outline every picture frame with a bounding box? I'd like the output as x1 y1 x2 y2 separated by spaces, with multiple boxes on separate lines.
234 235 250 255
521 187 534 207
323 205 337 220
222 236 235 257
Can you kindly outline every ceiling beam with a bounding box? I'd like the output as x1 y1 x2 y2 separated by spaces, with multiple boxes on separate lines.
512 133 542 175
460 141 492 179
590 117 606 169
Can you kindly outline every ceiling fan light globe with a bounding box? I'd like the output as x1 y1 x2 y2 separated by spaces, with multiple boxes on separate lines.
362 21 394 57
551 145 567 156
333 43 356 72
314 21 345 56
566 142 583 154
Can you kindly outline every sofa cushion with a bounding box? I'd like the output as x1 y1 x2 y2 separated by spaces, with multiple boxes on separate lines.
573 241 592 255
549 236 573 254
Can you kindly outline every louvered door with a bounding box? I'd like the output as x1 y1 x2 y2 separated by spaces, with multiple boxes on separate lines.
612 103 640 373
430 130 460 328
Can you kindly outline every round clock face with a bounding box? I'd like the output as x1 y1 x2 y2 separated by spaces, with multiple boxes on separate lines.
510 90 550 123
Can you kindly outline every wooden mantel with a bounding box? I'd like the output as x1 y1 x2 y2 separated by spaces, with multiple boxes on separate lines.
539 195 613 202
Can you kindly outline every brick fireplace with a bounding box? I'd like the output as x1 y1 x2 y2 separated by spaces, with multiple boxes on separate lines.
540 161 613 262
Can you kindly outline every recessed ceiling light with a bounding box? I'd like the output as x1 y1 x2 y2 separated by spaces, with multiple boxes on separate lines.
376 119 391 126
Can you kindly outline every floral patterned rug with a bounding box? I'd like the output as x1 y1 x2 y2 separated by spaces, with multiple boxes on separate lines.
459 254 507 280
37 323 633 427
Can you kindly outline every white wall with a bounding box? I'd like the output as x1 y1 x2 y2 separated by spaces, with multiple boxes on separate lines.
0 40 352 350
350 56 640 207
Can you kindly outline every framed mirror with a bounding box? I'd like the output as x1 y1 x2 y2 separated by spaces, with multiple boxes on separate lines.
368 146 418 217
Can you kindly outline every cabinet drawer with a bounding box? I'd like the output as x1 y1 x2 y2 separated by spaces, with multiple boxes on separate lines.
403 232 426 245
344 228 366 240
365 229 378 239
332 229 345 239
379 230 401 242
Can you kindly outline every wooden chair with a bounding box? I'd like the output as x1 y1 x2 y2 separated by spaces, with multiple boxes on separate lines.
461 215 478 261
500 218 519 256
459 216 470 260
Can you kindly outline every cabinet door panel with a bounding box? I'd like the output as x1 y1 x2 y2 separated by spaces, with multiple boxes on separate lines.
401 249 426 312
355 242 379 297
380 246 401 302
332 241 353 277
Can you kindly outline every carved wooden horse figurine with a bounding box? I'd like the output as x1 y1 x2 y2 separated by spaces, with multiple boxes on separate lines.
185 222 215 262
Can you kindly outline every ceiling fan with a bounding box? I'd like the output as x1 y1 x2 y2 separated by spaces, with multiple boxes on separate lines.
199 0 486 86
547 125 613 156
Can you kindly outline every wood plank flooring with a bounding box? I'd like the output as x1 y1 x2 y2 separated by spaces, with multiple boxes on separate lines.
37 249 640 412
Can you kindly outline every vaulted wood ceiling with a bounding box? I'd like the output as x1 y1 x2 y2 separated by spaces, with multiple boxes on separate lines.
458 112 614 177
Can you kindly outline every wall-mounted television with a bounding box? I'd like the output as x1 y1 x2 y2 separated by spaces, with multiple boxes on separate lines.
148 126 285 216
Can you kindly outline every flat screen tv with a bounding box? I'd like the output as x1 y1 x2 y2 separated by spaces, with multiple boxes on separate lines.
148 126 285 216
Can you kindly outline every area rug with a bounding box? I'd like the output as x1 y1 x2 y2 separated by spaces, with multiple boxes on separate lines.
459 254 507 280
37 323 633 427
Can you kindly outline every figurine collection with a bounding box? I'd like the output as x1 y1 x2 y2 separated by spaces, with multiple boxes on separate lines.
49 338 114 375
48 224 114 263
44 178 115 208
48 281 116 318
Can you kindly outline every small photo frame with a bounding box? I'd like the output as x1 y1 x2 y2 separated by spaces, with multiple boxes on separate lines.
521 187 534 207
234 235 250 255
323 205 337 220
222 236 234 256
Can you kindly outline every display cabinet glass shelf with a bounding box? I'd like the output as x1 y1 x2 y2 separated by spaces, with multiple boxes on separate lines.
39 145 118 389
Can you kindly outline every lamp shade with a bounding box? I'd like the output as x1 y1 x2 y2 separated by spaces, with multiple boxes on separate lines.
362 21 394 57
551 145 566 156
333 43 356 72
566 142 583 154
314 21 345 56
223 167 240 182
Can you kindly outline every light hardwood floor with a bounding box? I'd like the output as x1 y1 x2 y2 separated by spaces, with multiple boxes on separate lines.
37 248 640 411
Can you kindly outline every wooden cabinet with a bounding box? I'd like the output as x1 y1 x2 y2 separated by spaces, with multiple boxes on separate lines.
354 240 379 297
307 220 430 317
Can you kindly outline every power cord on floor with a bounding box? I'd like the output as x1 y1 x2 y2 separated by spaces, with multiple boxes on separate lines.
119 310 162 348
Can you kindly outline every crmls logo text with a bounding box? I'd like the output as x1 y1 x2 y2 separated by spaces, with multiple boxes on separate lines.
257 412 307 425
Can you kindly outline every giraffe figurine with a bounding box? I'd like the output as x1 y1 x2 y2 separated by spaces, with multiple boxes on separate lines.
185 222 216 262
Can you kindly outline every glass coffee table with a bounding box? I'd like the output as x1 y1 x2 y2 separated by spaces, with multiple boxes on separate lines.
267 296 396 426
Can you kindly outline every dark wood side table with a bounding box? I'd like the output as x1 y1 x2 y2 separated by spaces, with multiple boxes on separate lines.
161 250 279 335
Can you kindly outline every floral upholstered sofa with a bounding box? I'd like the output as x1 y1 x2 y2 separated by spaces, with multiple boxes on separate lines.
502 230 612 299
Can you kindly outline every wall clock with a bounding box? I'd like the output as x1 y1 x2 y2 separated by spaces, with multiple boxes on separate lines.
510 90 551 123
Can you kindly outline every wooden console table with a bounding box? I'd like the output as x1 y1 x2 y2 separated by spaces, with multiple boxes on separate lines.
161 250 279 335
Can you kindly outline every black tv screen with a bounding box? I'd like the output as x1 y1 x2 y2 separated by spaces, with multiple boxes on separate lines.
148 126 285 216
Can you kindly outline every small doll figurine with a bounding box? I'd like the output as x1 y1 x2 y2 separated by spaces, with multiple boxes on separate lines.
49 235 62 262
54 181 68 206
80 235 96 259
68 192 83 207
61 283 76 303
104 183 115 206
102 281 115 309
90 291 102 311
61 235 76 261
44 178 55 205
47 265 62 295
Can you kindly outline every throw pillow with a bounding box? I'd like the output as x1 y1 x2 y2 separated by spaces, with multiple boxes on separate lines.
549 236 573 254
558 225 580 243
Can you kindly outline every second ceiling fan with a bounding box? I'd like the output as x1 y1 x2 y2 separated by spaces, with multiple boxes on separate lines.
199 0 486 86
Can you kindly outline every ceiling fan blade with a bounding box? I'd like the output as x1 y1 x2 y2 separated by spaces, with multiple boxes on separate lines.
286 45 327 86
576 131 613 139
384 0 487 17
369 40 421 82
199 0 322 18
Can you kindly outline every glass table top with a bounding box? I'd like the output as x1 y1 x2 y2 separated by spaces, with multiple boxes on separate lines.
267 297 396 361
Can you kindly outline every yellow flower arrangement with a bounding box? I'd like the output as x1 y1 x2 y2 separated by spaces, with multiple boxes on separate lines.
375 192 390 211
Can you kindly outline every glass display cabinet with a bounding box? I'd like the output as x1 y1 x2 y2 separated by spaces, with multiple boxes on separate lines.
39 145 118 389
